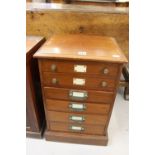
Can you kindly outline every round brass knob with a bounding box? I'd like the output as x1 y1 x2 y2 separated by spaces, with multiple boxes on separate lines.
52 78 58 84
51 64 57 72
103 68 109 74
102 81 107 87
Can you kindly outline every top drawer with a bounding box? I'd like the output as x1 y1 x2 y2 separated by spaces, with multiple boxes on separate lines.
39 59 119 78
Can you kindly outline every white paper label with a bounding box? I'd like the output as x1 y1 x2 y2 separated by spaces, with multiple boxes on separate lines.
74 65 87 73
72 92 85 98
71 116 83 121
71 103 84 109
71 126 82 131
73 78 85 86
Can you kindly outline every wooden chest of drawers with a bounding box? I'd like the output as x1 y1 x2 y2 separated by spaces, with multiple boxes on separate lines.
34 34 127 145
26 36 45 138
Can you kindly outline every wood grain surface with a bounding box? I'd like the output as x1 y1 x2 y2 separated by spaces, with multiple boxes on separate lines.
44 87 114 103
26 3 129 58
26 36 46 138
49 122 105 135
35 34 127 145
41 72 116 91
45 130 108 145
47 111 108 125
45 99 111 114
39 59 119 77
34 34 127 63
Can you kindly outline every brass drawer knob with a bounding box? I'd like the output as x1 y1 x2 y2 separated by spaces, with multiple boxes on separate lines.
102 81 107 87
51 64 57 72
103 68 109 74
52 78 58 84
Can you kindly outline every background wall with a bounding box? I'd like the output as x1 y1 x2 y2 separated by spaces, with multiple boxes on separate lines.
26 4 129 58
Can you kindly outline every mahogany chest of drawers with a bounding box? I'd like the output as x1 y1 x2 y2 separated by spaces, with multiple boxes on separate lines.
34 34 127 145
26 36 45 138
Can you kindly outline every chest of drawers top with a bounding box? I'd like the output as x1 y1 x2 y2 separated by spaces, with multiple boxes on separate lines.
33 34 127 63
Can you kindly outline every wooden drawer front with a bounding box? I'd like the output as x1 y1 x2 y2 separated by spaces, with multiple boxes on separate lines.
40 60 118 77
44 87 114 103
49 122 105 135
42 72 116 91
46 99 110 115
47 111 108 125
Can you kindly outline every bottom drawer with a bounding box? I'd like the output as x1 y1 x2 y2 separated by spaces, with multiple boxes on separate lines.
49 122 105 135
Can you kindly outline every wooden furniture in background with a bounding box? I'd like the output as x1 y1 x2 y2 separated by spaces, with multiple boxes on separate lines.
34 34 127 145
46 0 129 7
26 3 129 100
120 65 129 100
26 36 46 138
67 0 129 7
26 3 128 58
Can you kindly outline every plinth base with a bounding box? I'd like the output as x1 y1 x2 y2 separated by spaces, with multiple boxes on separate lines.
45 130 108 146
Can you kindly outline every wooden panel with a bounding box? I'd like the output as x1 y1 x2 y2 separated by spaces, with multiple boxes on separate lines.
42 72 116 91
45 99 110 115
26 3 129 58
44 87 114 103
45 130 108 145
49 122 105 135
47 111 108 125
40 59 119 78
26 58 40 132
26 36 45 137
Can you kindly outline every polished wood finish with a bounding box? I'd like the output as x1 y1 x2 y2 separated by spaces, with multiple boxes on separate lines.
40 59 119 78
42 72 116 91
34 34 127 63
44 87 114 103
47 111 108 125
45 131 108 145
35 34 127 145
49 122 105 135
26 36 45 138
45 99 110 115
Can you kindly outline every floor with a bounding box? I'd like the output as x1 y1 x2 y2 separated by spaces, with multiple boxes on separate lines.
26 88 129 155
